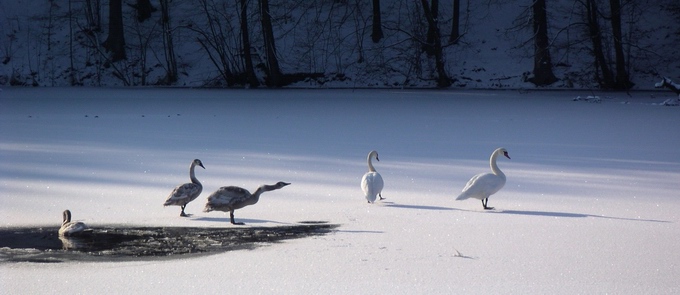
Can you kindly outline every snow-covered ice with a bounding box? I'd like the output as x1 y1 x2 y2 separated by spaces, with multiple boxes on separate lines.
1 88 679 293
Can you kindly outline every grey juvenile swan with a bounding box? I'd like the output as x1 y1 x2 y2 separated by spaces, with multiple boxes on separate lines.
361 150 384 203
58 209 90 236
164 159 205 217
203 181 290 225
456 147 511 210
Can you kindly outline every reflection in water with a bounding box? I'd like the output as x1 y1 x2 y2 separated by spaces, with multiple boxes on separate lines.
59 235 90 250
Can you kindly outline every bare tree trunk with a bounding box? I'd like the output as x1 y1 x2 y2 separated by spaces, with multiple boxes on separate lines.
260 0 282 87
68 0 78 85
241 0 259 87
159 0 177 84
103 0 126 62
84 0 101 32
609 0 632 89
420 0 451 87
371 0 384 43
423 0 439 56
528 0 557 86
449 0 460 43
586 0 614 88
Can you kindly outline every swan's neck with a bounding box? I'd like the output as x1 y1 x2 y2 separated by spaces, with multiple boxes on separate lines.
490 152 505 177
189 163 201 186
250 185 270 204
367 155 376 172
254 184 280 195
252 183 287 200
62 210 71 225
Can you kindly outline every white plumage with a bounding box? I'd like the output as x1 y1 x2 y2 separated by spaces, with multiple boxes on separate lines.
456 147 510 210
361 150 384 203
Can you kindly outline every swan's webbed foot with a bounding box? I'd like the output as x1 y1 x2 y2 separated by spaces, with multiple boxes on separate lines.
481 199 494 210
180 206 189 217
230 211 245 225
378 193 385 200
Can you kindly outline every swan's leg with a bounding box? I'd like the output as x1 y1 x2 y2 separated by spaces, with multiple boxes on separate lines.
378 193 385 200
482 198 494 210
180 205 188 217
230 210 245 225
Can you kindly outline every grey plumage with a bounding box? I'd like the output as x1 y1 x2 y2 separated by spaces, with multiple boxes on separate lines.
58 209 90 236
204 181 290 225
164 159 205 216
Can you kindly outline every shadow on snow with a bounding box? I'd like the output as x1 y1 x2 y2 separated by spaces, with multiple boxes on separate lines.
489 209 670 223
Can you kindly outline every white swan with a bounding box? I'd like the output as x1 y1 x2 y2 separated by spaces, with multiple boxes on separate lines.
203 181 290 225
456 147 511 210
163 159 205 217
58 209 90 236
361 150 384 203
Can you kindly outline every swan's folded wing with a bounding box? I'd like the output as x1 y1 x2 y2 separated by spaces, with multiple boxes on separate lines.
361 172 383 194
461 173 483 192
457 173 504 200
374 173 384 192
206 186 251 206
59 221 89 236
458 173 491 199
164 183 200 205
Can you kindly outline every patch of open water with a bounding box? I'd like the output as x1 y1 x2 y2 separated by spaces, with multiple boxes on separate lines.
0 222 337 263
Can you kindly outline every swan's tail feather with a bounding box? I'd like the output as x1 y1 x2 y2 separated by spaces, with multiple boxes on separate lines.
455 193 469 200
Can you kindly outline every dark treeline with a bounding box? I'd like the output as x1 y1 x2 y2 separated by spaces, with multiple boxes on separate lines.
1 0 677 89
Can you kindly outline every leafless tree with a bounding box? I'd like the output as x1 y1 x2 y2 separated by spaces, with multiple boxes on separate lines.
528 0 557 86
260 0 282 87
609 0 632 89
371 0 384 43
159 0 177 84
102 0 126 62
420 0 451 87
449 0 460 43
240 0 259 87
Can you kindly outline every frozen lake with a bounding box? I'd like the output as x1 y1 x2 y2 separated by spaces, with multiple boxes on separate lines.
1 88 679 293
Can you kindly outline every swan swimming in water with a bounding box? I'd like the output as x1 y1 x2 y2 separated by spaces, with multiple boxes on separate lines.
361 150 384 203
58 209 90 236
203 181 290 225
163 159 205 217
456 147 510 210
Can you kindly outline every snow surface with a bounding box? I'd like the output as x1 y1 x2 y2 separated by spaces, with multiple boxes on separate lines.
1 88 679 293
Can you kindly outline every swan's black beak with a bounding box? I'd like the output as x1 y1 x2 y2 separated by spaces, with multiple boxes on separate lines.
199 163 206 169
504 151 511 159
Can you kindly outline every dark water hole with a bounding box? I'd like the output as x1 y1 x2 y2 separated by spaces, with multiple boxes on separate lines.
0 222 337 263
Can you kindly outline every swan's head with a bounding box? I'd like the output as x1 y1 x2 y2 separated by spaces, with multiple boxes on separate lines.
497 148 510 159
276 182 291 187
193 159 206 169
62 210 72 224
369 150 380 161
